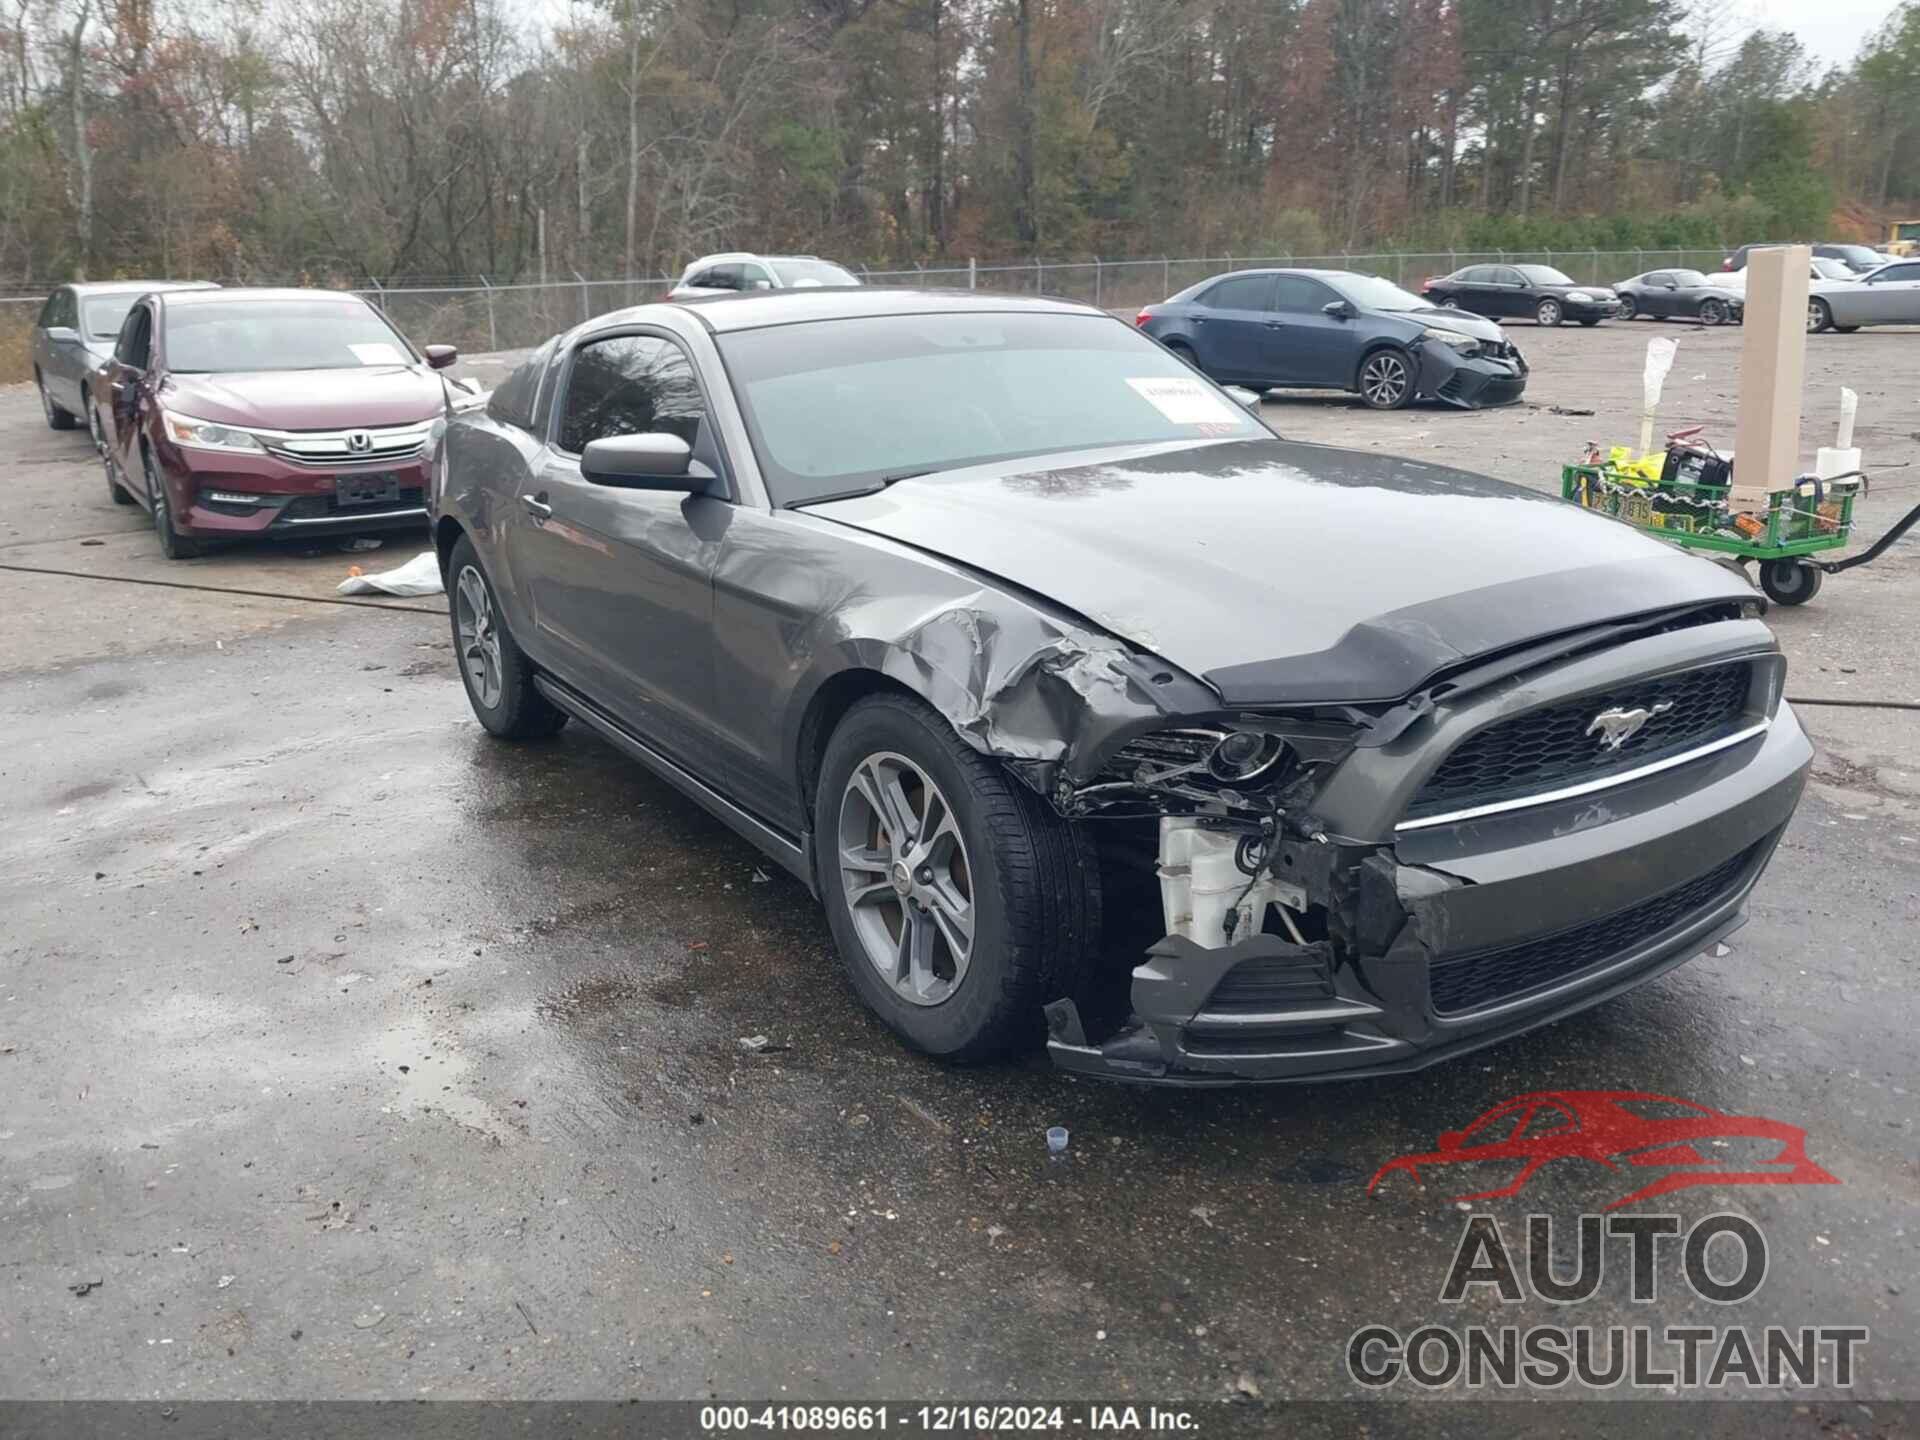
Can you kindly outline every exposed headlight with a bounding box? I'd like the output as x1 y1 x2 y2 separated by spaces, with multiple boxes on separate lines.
162 410 267 453
1420 327 1480 352
1207 731 1289 783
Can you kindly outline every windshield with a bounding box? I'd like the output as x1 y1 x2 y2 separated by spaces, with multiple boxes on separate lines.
769 259 859 288
1670 270 1708 286
83 295 140 341
1517 265 1575 285
1329 274 1428 311
1828 245 1879 267
164 299 415 373
717 312 1266 506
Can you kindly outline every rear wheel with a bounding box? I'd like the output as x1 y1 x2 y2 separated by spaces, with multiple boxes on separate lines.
144 449 201 560
1535 298 1564 327
448 536 568 739
1163 339 1203 375
1759 559 1823 606
1699 298 1728 326
815 693 1099 1063
1357 348 1414 410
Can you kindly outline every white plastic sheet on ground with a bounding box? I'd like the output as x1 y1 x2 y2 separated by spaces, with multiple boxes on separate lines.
1638 337 1679 455
336 550 444 597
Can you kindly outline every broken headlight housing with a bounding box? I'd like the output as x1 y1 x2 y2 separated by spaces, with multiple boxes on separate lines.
1419 327 1481 355
162 410 267 454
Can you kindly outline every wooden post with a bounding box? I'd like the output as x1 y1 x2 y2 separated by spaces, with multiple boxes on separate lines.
1730 245 1811 510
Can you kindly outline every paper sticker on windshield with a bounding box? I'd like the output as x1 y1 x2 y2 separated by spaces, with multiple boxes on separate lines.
349 342 407 366
1127 376 1238 425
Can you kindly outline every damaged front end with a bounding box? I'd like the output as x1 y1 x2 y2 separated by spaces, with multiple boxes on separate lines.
1034 613 1811 1086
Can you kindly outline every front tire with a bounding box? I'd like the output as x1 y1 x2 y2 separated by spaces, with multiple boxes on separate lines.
1807 299 1832 333
36 372 76 430
1699 298 1728 326
1759 559 1823 606
448 536 568 739
1357 348 1414 410
814 693 1099 1063
1616 295 1638 320
1536 298 1564 327
144 449 201 559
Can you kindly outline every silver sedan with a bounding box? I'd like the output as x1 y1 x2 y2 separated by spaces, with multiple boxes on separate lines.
1809 258 1920 332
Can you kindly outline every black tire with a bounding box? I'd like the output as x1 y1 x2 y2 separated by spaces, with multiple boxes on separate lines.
1356 348 1414 410
1759 559 1823 606
1163 339 1203 375
1438 297 1460 309
447 535 568 740
1699 298 1728 326
144 448 202 559
813 692 1100 1063
1807 299 1832 334
36 372 77 430
106 453 132 505
1535 298 1564 327
1616 295 1638 320
1834 325 1860 334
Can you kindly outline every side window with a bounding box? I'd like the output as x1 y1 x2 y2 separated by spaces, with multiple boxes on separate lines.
1456 266 1490 284
1878 263 1920 282
1201 274 1273 311
739 263 774 291
1516 1103 1575 1140
115 306 151 368
1643 272 1670 287
700 264 744 291
1270 276 1336 312
1495 267 1525 287
486 339 553 431
558 333 706 455
54 289 78 327
38 290 59 327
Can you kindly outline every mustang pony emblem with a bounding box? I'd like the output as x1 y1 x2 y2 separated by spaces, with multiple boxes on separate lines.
1586 701 1673 751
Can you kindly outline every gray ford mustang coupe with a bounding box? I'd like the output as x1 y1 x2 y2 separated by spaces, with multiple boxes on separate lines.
429 289 1809 1086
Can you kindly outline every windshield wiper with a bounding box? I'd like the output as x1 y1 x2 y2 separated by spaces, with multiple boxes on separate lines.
879 468 938 486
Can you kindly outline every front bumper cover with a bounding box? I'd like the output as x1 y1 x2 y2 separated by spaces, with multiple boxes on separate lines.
1046 703 1810 1086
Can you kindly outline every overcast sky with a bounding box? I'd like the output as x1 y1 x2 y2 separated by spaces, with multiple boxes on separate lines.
1762 0 1900 67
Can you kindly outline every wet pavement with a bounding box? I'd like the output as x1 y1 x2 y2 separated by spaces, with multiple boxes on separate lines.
1 329 1917 1409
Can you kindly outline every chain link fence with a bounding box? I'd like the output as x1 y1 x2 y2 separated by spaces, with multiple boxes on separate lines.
4 248 1732 362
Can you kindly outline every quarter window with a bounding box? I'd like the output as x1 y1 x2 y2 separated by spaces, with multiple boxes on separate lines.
558 333 706 455
486 339 553 432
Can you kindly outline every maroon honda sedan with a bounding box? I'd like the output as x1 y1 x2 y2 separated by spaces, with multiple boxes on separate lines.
96 287 461 558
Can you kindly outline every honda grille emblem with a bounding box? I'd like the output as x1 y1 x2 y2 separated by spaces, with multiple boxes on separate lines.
345 430 373 453
1586 701 1674 751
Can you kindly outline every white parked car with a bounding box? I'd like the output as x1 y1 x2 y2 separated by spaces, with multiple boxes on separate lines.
1808 257 1920 332
668 253 860 300
1705 256 1852 294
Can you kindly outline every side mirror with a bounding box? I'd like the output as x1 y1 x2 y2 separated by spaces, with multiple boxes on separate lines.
44 325 80 344
750 279 774 291
423 344 458 369
581 432 706 491
1322 299 1357 320
1221 385 1262 410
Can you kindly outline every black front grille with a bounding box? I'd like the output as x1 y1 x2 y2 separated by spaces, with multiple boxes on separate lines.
1428 843 1759 1015
275 487 425 523
1204 951 1334 1012
1407 662 1752 819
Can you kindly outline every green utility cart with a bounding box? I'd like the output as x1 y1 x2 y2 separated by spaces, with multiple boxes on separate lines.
1562 459 1918 605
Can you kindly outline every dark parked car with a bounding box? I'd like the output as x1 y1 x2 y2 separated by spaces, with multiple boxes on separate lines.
430 288 1810 1086
1136 268 1526 409
1420 264 1620 326
31 280 217 437
1613 270 1743 325
1724 242 1883 274
97 288 463 558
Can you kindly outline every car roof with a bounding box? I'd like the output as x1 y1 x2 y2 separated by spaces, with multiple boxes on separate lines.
584 287 1105 336
156 286 374 308
682 252 832 268
63 280 220 296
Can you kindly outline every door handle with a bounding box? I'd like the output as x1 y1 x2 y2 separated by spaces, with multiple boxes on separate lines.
1263 320 1288 329
521 492 552 520
1192 316 1208 325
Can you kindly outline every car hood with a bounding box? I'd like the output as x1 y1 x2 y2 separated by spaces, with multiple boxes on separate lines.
1391 307 1503 342
158 367 447 429
1548 284 1617 299
806 438 1754 705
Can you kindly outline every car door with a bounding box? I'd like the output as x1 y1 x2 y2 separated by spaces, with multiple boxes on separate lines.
1186 273 1276 382
1637 272 1671 317
1261 274 1360 386
105 301 158 491
1860 261 1920 323
40 288 90 412
510 328 733 772
1458 266 1509 317
1488 267 1532 318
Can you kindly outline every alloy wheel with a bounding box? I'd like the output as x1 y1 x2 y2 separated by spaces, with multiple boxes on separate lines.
1359 352 1410 408
1537 299 1562 326
837 751 974 1006
147 461 168 535
1806 301 1828 333
455 564 505 709
1700 299 1725 326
